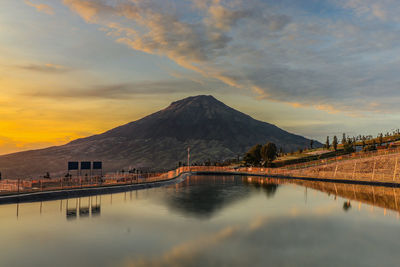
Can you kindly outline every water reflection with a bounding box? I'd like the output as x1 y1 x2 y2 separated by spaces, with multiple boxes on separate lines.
164 175 254 219
14 196 103 221
2 175 400 267
242 178 279 198
245 176 400 216
10 175 400 221
66 196 102 220
165 174 400 219
343 201 352 212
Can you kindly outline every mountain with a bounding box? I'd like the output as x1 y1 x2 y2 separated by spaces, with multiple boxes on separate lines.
0 95 320 179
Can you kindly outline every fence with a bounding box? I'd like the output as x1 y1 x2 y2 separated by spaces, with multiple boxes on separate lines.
0 167 193 196
286 154 400 183
282 147 400 170
188 154 400 184
2 150 400 197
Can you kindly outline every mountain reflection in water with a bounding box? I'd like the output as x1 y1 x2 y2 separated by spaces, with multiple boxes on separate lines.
2 175 400 267
245 176 400 215
10 175 400 220
163 175 279 219
164 175 400 219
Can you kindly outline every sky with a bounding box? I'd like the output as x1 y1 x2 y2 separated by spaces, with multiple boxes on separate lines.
1 0 400 155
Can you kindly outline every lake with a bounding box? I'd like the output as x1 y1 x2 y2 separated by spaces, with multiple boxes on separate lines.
1 175 400 267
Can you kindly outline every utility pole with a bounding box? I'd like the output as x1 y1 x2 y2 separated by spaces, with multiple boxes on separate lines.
187 147 190 170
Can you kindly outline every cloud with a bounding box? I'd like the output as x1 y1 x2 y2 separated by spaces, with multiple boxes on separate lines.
0 136 69 155
61 0 400 115
123 226 238 267
23 79 224 99
205 2 251 31
371 4 387 20
120 208 334 267
339 0 398 21
63 0 114 22
25 0 54 15
18 63 71 73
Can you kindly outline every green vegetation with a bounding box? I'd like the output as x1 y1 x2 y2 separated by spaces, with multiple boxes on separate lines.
342 138 355 153
332 136 338 151
243 144 262 166
244 142 277 167
261 143 277 165
240 129 400 169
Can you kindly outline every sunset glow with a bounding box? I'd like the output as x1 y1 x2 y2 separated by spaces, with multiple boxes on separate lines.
2 0 400 154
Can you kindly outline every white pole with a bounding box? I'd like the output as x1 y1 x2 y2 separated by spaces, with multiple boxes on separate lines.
187 147 190 170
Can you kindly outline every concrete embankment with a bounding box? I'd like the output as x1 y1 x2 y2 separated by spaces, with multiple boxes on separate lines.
3 152 400 205
195 171 400 188
0 173 190 205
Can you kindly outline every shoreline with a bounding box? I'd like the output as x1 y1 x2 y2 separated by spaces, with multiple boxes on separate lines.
3 169 400 205
0 173 190 205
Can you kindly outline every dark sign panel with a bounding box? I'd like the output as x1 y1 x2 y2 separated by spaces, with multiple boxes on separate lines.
68 161 79 170
93 161 102 170
81 161 91 170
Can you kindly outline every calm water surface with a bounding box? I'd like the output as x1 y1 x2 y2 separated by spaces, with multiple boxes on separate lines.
1 175 400 267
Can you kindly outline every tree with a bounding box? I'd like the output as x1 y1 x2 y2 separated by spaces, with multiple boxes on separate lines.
261 142 277 166
333 135 338 151
379 133 383 146
342 133 347 145
310 139 314 149
363 144 377 152
325 136 330 149
343 201 351 212
244 144 262 166
343 138 355 153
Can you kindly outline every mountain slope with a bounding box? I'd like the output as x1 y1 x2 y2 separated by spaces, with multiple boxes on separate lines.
0 95 320 179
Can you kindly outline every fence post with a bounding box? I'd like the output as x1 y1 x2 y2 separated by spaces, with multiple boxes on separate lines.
17 179 20 194
352 160 357 180
334 163 338 178
372 159 376 181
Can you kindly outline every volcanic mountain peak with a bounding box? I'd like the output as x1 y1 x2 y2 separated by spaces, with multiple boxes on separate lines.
156 94 247 120
0 95 320 179
167 95 220 109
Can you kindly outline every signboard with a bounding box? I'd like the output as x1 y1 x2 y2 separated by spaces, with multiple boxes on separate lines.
68 161 79 170
80 161 91 170
93 161 102 170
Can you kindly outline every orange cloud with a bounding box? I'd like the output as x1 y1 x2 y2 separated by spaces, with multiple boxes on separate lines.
62 0 111 22
123 226 238 267
61 0 353 117
25 0 54 15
